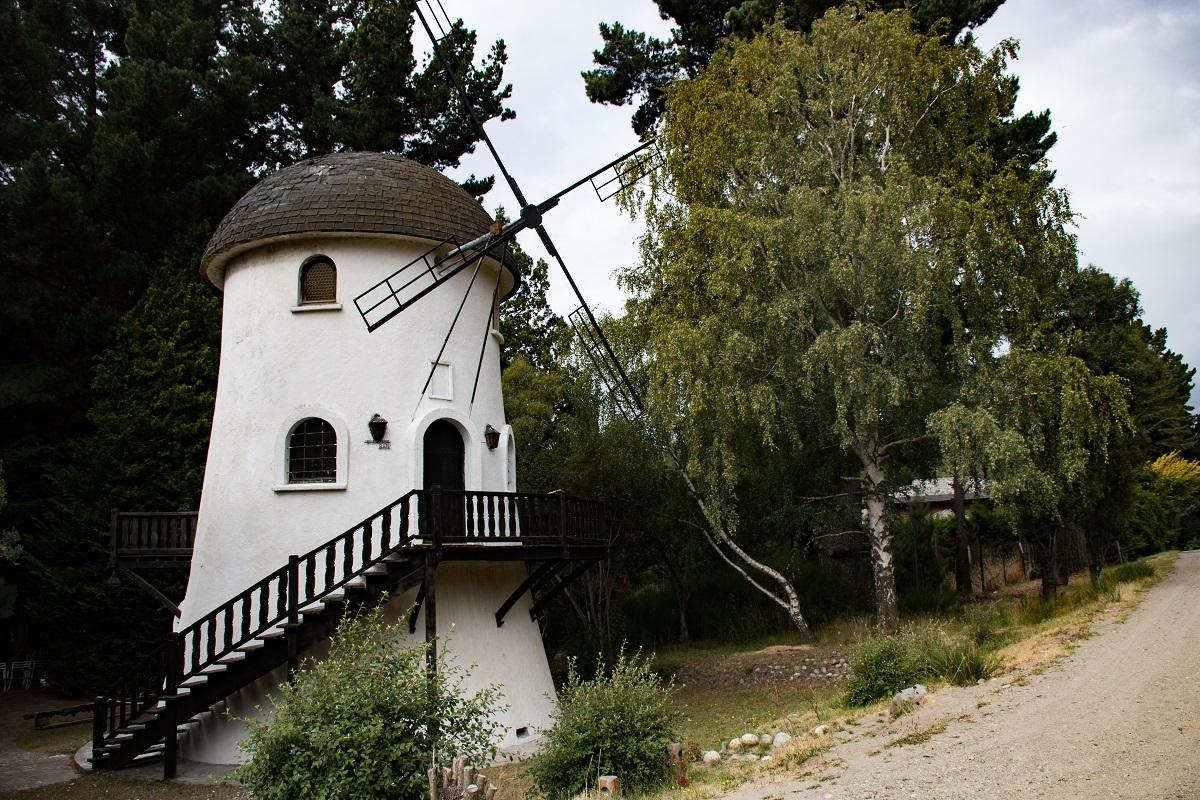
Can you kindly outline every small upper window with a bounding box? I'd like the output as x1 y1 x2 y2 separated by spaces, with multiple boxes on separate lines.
299 257 337 305
288 418 337 483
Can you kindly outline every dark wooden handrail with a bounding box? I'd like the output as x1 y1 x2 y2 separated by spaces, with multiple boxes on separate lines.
95 488 607 753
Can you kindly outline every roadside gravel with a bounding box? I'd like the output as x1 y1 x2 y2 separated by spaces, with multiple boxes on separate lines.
723 551 1200 800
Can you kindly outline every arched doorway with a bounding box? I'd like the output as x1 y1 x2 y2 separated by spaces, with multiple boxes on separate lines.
423 419 464 492
423 420 465 538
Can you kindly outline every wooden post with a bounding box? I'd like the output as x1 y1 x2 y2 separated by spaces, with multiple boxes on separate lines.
425 552 439 750
91 696 105 755
977 539 985 593
598 775 620 797
107 509 119 572
557 490 568 557
163 633 181 780
428 766 437 800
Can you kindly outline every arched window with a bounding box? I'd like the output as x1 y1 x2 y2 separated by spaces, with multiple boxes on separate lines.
287 418 337 483
299 257 337 305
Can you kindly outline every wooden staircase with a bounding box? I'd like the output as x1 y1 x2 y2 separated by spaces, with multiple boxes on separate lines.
89 488 609 775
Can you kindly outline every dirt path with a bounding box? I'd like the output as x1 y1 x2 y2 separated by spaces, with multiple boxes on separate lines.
725 551 1200 800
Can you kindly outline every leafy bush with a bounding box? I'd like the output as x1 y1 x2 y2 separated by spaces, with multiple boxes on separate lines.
237 606 503 800
928 640 1003 686
842 634 929 707
532 649 679 798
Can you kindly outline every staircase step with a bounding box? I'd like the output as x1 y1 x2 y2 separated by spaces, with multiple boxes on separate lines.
238 640 267 653
180 675 208 688
218 651 248 665
257 628 286 640
200 663 229 675
365 563 388 575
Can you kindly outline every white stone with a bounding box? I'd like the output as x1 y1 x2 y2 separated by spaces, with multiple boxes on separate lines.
702 750 721 765
740 733 760 746
813 724 830 736
890 684 929 717
759 733 773 746
760 755 772 764
771 731 792 748
728 738 742 751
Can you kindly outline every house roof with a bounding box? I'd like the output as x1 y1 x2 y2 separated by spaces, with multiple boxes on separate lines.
200 151 518 290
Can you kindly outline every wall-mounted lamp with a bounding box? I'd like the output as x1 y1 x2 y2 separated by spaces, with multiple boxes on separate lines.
484 424 500 450
368 414 389 443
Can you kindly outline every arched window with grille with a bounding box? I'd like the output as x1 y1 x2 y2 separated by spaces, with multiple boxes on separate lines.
299 256 337 305
287 418 337 483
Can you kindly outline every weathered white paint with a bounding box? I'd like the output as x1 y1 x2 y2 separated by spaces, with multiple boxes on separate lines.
178 232 554 763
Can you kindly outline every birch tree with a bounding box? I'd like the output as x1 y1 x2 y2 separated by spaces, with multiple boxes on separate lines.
625 7 1075 632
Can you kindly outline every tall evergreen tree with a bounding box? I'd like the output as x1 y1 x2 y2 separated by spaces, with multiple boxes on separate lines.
1 0 517 687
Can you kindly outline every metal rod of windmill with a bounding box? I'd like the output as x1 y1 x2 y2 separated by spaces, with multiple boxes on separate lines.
413 0 646 415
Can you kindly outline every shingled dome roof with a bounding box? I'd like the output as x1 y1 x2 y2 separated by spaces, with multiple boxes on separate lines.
200 151 517 290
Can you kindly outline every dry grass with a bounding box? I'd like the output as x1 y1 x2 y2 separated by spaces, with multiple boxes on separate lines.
883 714 968 749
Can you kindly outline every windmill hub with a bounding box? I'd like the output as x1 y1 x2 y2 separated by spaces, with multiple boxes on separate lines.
519 203 542 228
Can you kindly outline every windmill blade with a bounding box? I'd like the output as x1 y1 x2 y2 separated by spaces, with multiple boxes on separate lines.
590 144 666 202
413 0 649 416
353 142 656 333
569 307 640 420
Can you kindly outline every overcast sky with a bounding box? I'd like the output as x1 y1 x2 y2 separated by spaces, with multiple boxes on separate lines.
442 0 1200 404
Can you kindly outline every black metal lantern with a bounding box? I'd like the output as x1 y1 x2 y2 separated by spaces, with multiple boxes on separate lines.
368 414 388 443
484 424 500 450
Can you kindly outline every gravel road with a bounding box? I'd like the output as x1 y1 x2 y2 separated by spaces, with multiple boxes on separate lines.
724 551 1200 800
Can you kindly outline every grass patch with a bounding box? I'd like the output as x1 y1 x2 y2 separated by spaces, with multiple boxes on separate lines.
928 640 1003 686
672 683 838 751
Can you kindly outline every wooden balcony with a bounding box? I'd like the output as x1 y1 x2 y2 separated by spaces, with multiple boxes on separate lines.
109 489 608 569
109 511 198 570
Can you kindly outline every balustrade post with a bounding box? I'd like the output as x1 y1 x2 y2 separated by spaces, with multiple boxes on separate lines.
287 555 300 677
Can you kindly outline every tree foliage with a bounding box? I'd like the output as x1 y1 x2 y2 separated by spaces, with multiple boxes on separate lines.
0 0 514 680
626 7 1076 631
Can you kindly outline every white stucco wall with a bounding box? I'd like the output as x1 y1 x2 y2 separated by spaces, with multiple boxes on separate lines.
178 234 556 763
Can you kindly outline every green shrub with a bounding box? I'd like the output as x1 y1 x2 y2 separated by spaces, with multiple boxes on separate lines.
928 640 1002 686
236 606 503 800
532 649 679 798
842 634 928 707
